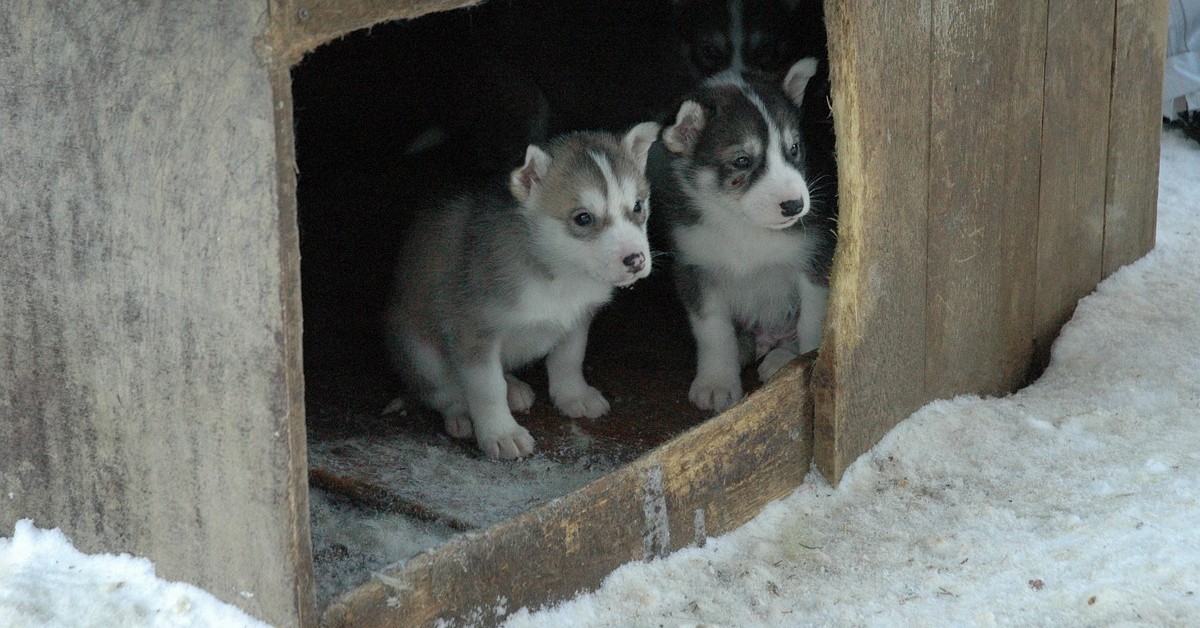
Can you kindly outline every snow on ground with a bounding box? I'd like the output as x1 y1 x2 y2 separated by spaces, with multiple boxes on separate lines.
0 131 1196 627
506 130 1200 626
0 520 268 627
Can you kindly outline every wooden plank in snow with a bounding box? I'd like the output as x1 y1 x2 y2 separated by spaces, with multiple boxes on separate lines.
1032 0 1116 372
925 0 1047 399
1102 0 1170 276
811 0 933 484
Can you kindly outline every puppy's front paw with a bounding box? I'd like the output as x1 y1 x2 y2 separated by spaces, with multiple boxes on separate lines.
553 385 610 419
689 375 743 412
758 346 799 382
476 421 536 460
443 414 474 439
505 375 535 413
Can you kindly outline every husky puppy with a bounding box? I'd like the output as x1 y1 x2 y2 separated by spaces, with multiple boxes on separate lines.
385 123 661 459
655 58 834 412
672 0 809 81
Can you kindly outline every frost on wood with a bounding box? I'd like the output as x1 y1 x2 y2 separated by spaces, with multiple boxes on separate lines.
642 465 670 559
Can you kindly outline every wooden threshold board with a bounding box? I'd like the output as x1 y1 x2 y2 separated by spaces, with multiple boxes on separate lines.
319 358 812 626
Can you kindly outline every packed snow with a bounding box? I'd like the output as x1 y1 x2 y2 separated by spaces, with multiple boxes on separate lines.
0 520 268 627
1 130 1196 626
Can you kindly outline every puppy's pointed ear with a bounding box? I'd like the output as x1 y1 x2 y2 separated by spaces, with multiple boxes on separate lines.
622 121 662 173
783 57 819 109
662 101 706 155
510 145 551 203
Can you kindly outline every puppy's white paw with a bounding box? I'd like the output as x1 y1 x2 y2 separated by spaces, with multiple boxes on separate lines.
443 415 473 439
758 346 799 382
505 375 535 413
476 421 536 460
553 385 610 419
689 375 743 412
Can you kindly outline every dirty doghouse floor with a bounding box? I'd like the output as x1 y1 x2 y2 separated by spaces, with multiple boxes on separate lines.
298 161 763 606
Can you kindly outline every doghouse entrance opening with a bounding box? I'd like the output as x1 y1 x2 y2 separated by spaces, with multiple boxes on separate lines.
290 0 833 611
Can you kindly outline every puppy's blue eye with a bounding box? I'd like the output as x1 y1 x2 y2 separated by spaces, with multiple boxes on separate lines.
573 211 594 227
789 143 800 157
733 156 751 170
633 200 643 213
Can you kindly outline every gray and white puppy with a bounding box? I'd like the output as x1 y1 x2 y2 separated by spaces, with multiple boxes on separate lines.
385 123 660 459
655 58 831 412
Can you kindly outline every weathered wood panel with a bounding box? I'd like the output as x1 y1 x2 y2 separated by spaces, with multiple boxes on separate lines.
811 0 932 484
1032 0 1116 372
1103 0 1169 276
925 0 1047 399
271 0 484 64
0 2 312 625
322 363 812 626
269 52 319 628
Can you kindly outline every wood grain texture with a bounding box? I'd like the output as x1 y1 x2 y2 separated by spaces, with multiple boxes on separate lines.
273 0 485 63
1102 0 1169 276
268 56 319 627
322 363 812 627
1032 0 1116 373
811 0 932 484
0 2 311 625
925 0 1047 399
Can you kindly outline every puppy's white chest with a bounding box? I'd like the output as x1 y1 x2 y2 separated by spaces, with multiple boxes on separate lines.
508 277 611 329
676 220 806 277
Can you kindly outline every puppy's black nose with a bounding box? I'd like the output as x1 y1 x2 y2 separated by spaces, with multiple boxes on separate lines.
623 252 645 273
780 199 805 217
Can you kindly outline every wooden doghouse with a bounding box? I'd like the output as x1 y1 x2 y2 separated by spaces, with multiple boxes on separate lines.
0 0 1168 626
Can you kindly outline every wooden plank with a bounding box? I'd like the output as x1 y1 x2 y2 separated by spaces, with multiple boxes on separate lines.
321 362 813 626
1102 0 1169 276
268 55 320 627
925 0 1047 399
810 0 932 484
0 2 312 626
272 0 485 64
1032 0 1116 373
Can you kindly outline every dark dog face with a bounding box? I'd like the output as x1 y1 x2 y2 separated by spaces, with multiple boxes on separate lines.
663 59 818 231
673 0 803 80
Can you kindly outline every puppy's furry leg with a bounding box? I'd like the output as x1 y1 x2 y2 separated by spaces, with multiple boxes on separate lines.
547 317 610 418
393 330 472 437
460 343 535 459
797 277 829 355
504 373 535 413
688 298 743 412
758 344 800 382
429 388 472 439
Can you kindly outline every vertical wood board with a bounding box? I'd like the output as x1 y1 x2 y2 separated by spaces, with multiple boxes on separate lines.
1103 0 1169 276
925 0 1047 399
1032 0 1116 372
812 0 932 484
0 2 312 625
268 44 319 627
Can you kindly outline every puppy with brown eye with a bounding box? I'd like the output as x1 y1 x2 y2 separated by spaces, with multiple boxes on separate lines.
652 58 836 412
383 123 660 460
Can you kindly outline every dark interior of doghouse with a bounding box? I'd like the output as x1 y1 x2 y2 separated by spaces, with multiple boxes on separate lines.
290 0 832 609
